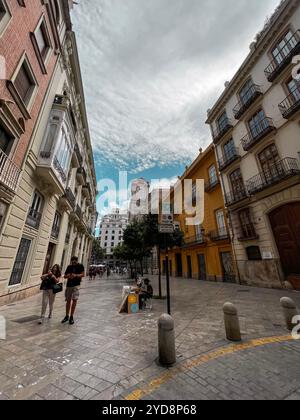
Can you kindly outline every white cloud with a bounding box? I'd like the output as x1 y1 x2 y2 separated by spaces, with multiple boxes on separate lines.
72 0 280 174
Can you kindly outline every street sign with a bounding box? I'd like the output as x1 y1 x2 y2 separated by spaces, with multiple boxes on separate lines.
159 225 174 234
159 214 173 225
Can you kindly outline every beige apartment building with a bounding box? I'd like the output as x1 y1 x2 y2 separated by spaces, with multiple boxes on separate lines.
207 0 300 290
0 1 97 305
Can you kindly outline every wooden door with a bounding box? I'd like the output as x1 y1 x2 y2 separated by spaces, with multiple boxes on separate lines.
269 203 300 276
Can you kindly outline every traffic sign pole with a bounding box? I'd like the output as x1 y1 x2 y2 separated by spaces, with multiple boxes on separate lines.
165 233 171 315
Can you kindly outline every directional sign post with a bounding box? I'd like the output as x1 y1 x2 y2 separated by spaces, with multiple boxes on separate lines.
158 214 174 315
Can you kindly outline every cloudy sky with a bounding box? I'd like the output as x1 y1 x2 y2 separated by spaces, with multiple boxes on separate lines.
72 0 280 214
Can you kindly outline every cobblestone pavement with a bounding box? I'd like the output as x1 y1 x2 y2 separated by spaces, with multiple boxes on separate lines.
0 275 299 400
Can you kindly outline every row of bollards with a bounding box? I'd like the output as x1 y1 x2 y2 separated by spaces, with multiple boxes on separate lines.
158 297 299 367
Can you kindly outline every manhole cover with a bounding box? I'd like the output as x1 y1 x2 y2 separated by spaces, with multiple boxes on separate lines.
13 315 41 324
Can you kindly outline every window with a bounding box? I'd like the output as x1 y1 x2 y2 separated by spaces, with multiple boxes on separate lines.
0 0 11 37
195 225 203 241
258 144 279 173
239 209 256 239
51 212 61 238
246 246 262 261
248 110 268 138
215 209 226 236
35 21 50 59
239 79 254 105
9 238 31 286
223 139 236 160
287 79 300 102
208 165 217 184
0 124 14 154
0 200 7 231
230 168 245 195
11 57 38 113
41 121 58 157
217 112 229 132
272 31 298 65
26 191 43 229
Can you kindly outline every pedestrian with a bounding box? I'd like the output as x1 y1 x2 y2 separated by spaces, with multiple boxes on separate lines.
62 256 85 325
39 264 62 324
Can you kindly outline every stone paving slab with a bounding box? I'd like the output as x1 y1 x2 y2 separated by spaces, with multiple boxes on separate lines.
0 275 299 400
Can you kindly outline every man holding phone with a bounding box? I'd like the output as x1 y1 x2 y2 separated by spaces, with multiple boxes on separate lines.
62 256 85 325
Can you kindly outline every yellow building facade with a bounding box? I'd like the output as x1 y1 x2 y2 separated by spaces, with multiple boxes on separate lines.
161 144 236 283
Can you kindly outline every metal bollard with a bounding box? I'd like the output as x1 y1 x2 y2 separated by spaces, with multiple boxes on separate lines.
223 303 242 342
158 314 176 366
280 297 299 331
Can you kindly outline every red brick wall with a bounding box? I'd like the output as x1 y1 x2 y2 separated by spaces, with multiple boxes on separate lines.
0 0 59 167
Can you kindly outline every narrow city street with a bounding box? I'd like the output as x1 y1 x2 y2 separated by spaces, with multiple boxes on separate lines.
0 276 299 400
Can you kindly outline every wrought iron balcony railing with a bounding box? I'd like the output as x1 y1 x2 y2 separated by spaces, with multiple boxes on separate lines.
225 188 248 206
76 204 82 220
241 117 275 152
246 158 300 195
53 156 67 183
233 84 262 120
218 147 240 171
209 228 230 242
0 149 21 193
74 143 83 166
205 177 220 193
264 30 300 82
63 187 76 210
183 234 206 247
26 208 42 230
212 118 233 144
279 85 300 119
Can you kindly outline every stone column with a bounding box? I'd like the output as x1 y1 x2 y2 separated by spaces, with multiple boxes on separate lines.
53 210 70 267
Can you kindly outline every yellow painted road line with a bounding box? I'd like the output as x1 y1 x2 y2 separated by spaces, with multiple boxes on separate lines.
124 335 294 400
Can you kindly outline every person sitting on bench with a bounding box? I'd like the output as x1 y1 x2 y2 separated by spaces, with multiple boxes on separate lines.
139 279 153 309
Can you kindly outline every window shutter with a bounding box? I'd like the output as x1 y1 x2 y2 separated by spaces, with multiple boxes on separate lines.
14 65 32 104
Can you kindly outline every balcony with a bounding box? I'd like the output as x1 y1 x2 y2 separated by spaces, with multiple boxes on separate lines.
241 117 275 152
209 228 230 242
238 224 259 242
279 86 300 119
212 119 233 144
218 147 240 171
26 208 42 230
233 85 263 120
246 158 300 195
205 177 220 193
0 149 21 195
76 204 82 220
73 143 83 167
183 234 206 248
225 188 248 206
37 152 68 194
51 224 60 239
264 31 300 82
63 187 76 210
82 183 91 199
76 167 86 185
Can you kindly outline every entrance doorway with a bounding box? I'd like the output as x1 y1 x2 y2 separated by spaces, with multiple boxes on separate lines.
175 253 183 277
220 252 235 283
187 256 192 279
269 203 300 277
43 243 56 274
198 254 207 280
